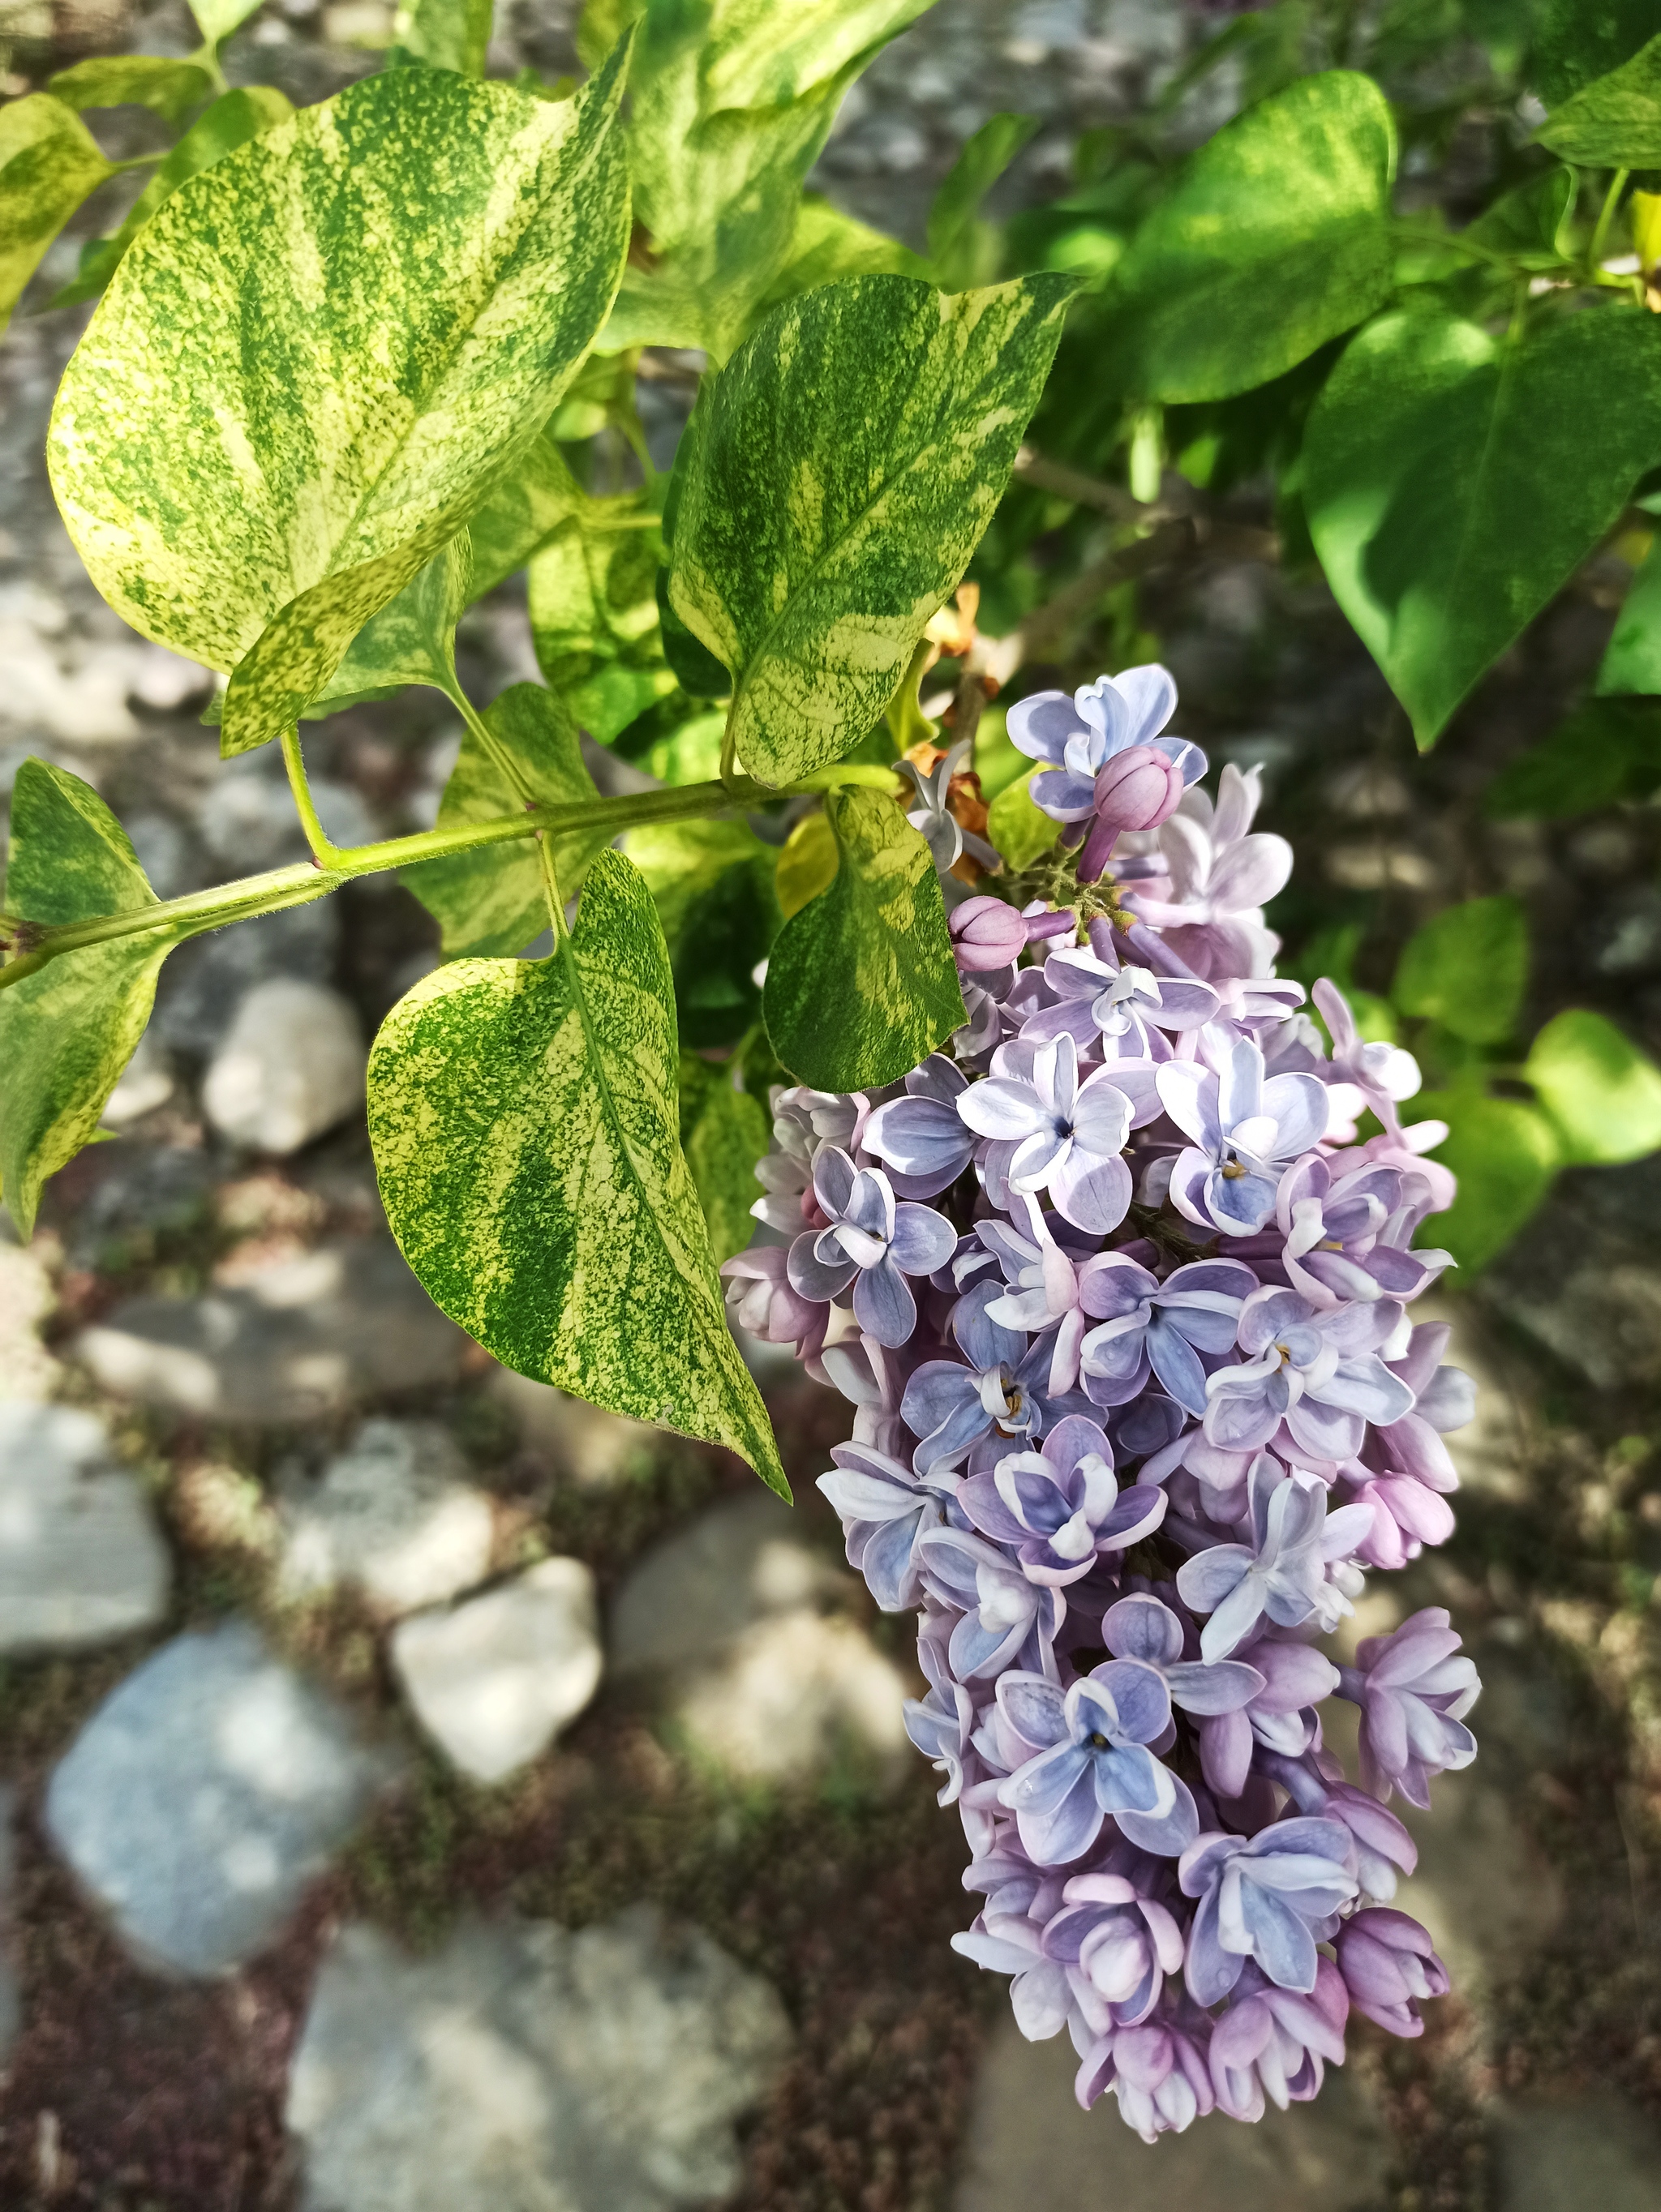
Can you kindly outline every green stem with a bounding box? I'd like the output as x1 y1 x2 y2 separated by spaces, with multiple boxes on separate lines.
1590 168 1631 276
281 724 337 865
1388 220 1549 279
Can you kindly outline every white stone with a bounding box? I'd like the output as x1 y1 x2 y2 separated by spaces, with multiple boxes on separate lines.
101 1027 175 1128
44 1620 390 1976
0 1402 170 1653
0 1235 60 1403
391 1558 603 1785
278 1417 496 1617
203 978 366 1155
128 645 212 714
287 1906 792 2212
488 1366 655 1487
610 1493 909 1782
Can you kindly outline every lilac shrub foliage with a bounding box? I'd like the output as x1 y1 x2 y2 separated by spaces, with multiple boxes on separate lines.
722 666 1479 2137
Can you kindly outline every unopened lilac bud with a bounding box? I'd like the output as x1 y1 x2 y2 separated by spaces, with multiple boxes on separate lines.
950 895 1028 973
1077 747 1187 881
1333 1907 1449 2036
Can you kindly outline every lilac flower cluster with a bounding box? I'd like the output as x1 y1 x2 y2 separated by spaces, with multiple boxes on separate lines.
722 666 1479 2139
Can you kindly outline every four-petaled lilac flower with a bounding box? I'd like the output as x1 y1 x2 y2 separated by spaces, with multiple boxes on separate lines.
959 1033 1135 1235
995 1662 1191 1863
1208 1957 1348 2121
1313 978 1423 1138
977 1199 1092 1395
900 1280 1087 1475
1333 1908 1449 2037
1204 1284 1415 1462
1196 1635 1340 1798
1075 2010 1217 2135
1179 1819 1358 2007
1128 762 1293 982
815 1439 954 1613
899 738 1001 876
916 1527 1064 1680
861 1054 976 1199
1009 663 1206 826
960 1415 1166 1585
1176 1456 1376 1663
951 1904 1074 2042
1159 1039 1329 1234
1276 1151 1451 1307
1022 942 1217 1057
1101 1593 1265 1727
1042 1871 1187 2031
1079 1254 1257 1417
1341 1606 1479 1808
785 1147 954 1347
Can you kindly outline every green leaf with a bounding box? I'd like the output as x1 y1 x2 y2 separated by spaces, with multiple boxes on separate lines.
1094 71 1396 405
928 113 1041 292
49 49 633 759
1304 307 1661 748
775 812 837 919
0 762 174 1237
529 496 680 741
48 85 294 311
0 93 115 333
466 432 592 599
1414 1087 1561 1273
668 272 1073 787
46 56 212 123
1530 0 1658 103
1466 167 1574 265
987 768 1058 870
388 0 494 75
642 706 726 784
189 0 266 45
1599 538 1661 695
403 683 608 958
1393 895 1528 1045
757 191 929 311
304 530 473 716
627 817 782 1048
1486 699 1661 817
1526 1006 1661 1164
367 845 788 1496
1535 32 1661 166
763 784 964 1090
679 1053 769 1265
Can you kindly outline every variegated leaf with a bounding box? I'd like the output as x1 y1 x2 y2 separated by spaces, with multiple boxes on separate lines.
0 762 174 1237
388 0 495 75
626 817 781 1048
762 784 964 1091
49 49 633 757
667 273 1073 786
305 531 474 716
403 682 609 958
528 495 676 741
367 847 788 1496
46 56 213 123
0 95 114 333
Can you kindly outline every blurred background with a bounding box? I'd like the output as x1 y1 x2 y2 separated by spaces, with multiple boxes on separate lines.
2 2 1661 2207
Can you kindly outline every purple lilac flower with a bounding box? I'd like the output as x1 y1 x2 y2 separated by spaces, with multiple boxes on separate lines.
719 1245 830 1363
861 1054 976 1199
1194 1635 1339 1800
1041 1870 1187 2031
1312 978 1423 1138
901 1280 1092 1475
1078 1254 1257 1416
1129 763 1293 981
1341 1606 1479 1808
1020 940 1217 1056
916 1527 1064 1679
1203 1285 1415 1461
949 895 1031 972
1009 663 1206 826
904 1607 977 1807
959 1415 1167 1585
1159 1038 1329 1234
1273 1151 1451 1306
994 1662 1195 1862
1179 1818 1358 2006
977 1199 1092 1395
1101 1592 1265 1728
1075 2007 1217 2134
1176 1456 1376 1663
958 1033 1136 1235
1265 1751 1418 1900
1077 744 1190 881
816 1439 955 1612
1208 1957 1349 2120
951 1900 1074 2041
1333 1908 1449 2036
785 1147 955 1347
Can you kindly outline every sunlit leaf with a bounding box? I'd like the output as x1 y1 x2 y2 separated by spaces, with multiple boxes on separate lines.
1526 1008 1661 1164
1535 32 1661 166
528 497 678 741
668 272 1072 787
0 94 114 333
775 812 838 920
466 433 591 600
368 846 788 1495
189 0 266 45
305 531 473 715
388 0 494 75
758 191 927 311
1599 540 1661 697
1414 1087 1560 1273
46 56 212 123
1393 896 1528 1045
763 784 964 1090
49 50 633 757
986 767 1057 871
928 112 1040 292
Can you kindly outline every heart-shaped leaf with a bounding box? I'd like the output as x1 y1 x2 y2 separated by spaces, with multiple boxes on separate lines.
1534 32 1661 166
0 95 114 332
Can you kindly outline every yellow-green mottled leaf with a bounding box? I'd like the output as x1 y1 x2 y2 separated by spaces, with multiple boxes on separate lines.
987 767 1057 870
305 531 473 715
46 56 212 122
775 811 837 918
528 496 677 740
403 681 607 958
1525 1008 1661 1165
49 85 294 311
756 191 928 313
189 0 265 45
1414 1087 1560 1274
49 49 633 758
628 817 782 1049
668 273 1073 787
1534 33 1661 167
0 94 114 333
679 1052 769 1264
367 846 788 1495
466 433 592 599
0 761 175 1237
388 0 494 75
643 707 725 785
763 783 964 1090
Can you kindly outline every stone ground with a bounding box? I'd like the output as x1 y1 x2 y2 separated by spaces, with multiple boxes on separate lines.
4 2 1661 2208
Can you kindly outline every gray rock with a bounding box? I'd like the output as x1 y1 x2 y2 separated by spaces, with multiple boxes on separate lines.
278 1417 495 1617
44 1620 388 1975
955 2016 1391 2212
152 898 341 1057
1490 2095 1661 2212
0 1402 171 1653
0 1234 60 1403
286 1905 792 2212
488 1365 655 1487
64 1142 214 1271
196 764 374 872
202 977 367 1155
75 1236 466 1423
390 1558 602 1784
100 1027 177 1128
611 1493 909 1782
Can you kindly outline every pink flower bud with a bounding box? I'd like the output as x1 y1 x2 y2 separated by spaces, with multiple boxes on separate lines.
1075 746 1187 881
948 894 1028 972
1333 1908 1449 2037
